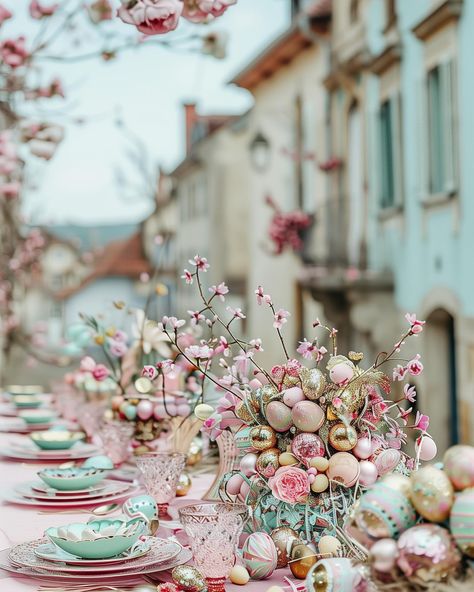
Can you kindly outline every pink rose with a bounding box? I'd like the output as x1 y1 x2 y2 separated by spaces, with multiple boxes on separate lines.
117 0 182 35
92 364 110 381
407 354 423 376
268 466 309 504
142 365 158 380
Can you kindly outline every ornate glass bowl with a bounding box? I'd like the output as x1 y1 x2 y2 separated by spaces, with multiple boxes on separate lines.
19 409 57 424
45 518 146 559
38 467 108 491
30 430 85 450
13 395 42 409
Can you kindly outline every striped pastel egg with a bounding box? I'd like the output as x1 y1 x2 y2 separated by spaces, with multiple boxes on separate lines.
242 532 278 580
450 490 474 558
355 482 416 540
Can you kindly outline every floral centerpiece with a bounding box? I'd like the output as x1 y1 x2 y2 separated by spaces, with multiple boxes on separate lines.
142 255 434 550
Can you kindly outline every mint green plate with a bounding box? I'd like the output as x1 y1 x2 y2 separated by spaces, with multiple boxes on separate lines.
38 467 108 491
45 518 146 559
13 396 42 409
30 431 85 450
19 410 57 424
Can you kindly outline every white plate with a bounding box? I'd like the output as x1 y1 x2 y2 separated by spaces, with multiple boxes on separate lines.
0 545 191 581
15 480 130 502
2 484 138 507
1 443 99 461
0 420 54 433
29 538 181 571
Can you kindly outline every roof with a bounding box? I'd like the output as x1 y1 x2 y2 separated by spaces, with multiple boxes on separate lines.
229 3 331 91
55 232 152 300
46 223 140 253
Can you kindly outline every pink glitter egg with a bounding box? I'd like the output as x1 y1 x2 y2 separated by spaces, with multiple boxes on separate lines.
291 401 325 432
240 453 258 477
353 437 372 460
226 473 244 496
282 387 305 408
329 363 354 385
291 433 325 466
136 400 153 421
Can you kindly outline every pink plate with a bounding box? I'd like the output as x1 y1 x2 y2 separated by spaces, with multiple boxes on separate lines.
10 537 182 573
2 484 138 507
0 546 192 581
15 480 130 502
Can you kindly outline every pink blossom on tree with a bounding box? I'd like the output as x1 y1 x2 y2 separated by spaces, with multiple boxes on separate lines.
407 354 423 376
273 308 290 330
117 0 183 36
209 282 229 301
189 254 210 272
0 4 12 26
0 36 29 68
29 1 58 19
255 285 272 306
405 313 425 335
181 269 193 284
226 306 246 320
403 384 417 403
413 411 430 432
182 0 237 23
393 364 407 381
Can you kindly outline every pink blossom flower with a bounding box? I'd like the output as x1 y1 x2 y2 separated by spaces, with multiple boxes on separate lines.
92 364 110 381
188 310 205 326
234 350 253 376
332 396 342 409
202 413 223 440
227 306 246 320
273 308 290 330
255 285 272 306
216 391 240 414
142 365 158 380
162 316 185 330
209 282 229 301
268 466 310 504
117 0 183 35
189 254 210 272
182 0 236 22
404 384 417 403
405 313 425 335
0 36 29 68
407 354 423 376
80 356 97 373
406 458 415 471
185 344 212 359
214 336 230 357
393 364 408 381
88 0 113 23
113 329 128 342
312 318 321 327
329 327 338 338
29 1 58 19
249 338 264 352
397 406 413 426
156 359 175 374
296 339 327 362
108 339 128 357
413 411 430 432
181 269 193 284
285 359 302 376
0 4 12 25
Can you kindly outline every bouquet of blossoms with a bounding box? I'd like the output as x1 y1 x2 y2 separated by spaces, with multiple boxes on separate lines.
142 256 435 552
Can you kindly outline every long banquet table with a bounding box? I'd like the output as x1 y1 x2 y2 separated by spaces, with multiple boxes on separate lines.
0 429 298 591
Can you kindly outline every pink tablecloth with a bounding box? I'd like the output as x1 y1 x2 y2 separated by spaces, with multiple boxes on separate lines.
0 430 298 591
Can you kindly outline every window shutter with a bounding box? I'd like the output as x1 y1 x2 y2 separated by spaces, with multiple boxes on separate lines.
417 76 429 200
441 59 457 193
390 92 404 206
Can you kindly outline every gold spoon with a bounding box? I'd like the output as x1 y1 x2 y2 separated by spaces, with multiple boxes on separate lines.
38 502 120 516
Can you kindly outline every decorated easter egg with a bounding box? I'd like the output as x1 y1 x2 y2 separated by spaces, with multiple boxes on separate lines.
443 445 474 490
234 426 254 452
176 472 192 496
194 404 214 420
327 357 355 385
292 401 325 432
291 433 325 467
153 404 166 420
226 473 245 496
318 535 341 557
355 482 416 539
328 423 357 451
235 398 259 423
327 452 360 487
136 400 154 421
450 489 474 557
369 538 398 573
82 455 114 470
172 565 206 591
306 557 363 592
358 461 378 486
282 387 305 407
123 494 158 525
266 401 293 433
397 524 461 583
256 448 280 478
239 479 251 501
270 527 300 568
242 532 278 580
279 452 298 466
353 437 372 460
290 543 317 579
177 403 191 416
300 367 326 400
371 448 401 476
239 452 258 477
250 426 277 451
124 404 137 421
381 472 412 497
410 465 454 522
415 435 437 461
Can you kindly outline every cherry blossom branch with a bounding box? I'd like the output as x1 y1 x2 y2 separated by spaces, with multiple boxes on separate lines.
267 302 290 360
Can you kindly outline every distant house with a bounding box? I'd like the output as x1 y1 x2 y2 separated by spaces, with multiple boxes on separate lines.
23 223 152 348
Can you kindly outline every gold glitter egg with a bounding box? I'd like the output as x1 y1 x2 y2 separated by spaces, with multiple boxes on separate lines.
300 367 326 400
172 565 206 591
250 425 277 451
176 472 192 496
328 423 358 451
290 543 317 579
187 438 203 466
410 466 454 522
271 527 300 568
258 384 280 410
256 448 280 478
236 398 258 423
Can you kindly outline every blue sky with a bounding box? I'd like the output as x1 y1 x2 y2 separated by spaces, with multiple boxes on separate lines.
4 0 289 225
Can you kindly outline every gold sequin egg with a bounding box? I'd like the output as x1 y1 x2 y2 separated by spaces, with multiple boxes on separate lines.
176 472 192 496
172 566 206 591
250 425 277 451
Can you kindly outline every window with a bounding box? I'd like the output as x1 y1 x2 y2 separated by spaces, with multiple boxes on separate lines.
427 62 457 195
293 95 304 209
378 93 403 209
350 0 360 23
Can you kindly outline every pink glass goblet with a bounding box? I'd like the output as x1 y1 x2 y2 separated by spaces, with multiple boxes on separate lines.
97 420 134 466
135 452 187 518
178 502 249 592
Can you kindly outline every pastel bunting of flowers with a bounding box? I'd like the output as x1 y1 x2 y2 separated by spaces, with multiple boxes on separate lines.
268 466 310 504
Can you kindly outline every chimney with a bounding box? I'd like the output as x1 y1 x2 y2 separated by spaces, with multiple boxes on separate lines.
183 102 197 155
